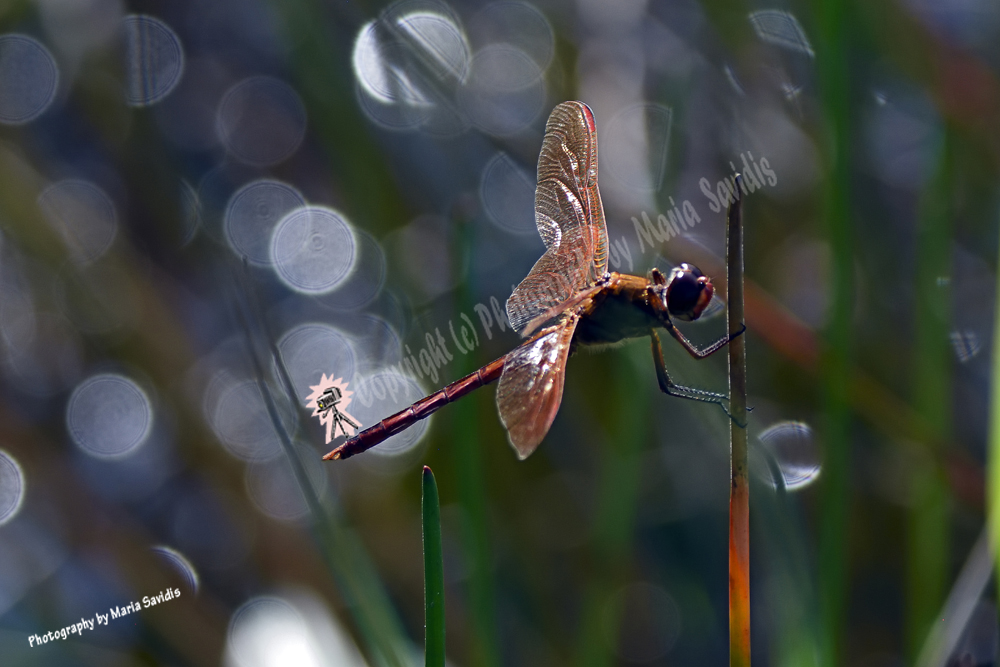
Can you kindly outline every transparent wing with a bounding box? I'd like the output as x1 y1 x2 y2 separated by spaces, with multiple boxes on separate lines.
520 284 601 338
496 314 578 459
507 101 609 335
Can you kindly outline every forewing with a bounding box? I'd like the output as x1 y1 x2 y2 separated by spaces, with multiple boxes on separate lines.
507 101 609 335
496 314 578 459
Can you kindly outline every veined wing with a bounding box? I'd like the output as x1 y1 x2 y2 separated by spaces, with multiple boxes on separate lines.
507 101 609 335
520 284 601 338
497 313 578 459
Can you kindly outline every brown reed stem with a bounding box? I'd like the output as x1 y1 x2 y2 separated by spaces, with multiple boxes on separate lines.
727 175 750 667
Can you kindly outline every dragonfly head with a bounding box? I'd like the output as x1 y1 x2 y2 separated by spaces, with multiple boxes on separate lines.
663 263 714 322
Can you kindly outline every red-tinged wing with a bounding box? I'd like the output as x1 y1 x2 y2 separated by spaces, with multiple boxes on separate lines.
496 314 578 459
507 101 609 335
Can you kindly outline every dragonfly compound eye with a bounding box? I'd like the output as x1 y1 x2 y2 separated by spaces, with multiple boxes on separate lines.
666 263 713 321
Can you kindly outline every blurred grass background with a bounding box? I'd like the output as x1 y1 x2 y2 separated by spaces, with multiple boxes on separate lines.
0 0 997 665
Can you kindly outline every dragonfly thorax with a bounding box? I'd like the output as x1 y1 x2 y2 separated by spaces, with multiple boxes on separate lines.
575 288 660 347
574 264 715 349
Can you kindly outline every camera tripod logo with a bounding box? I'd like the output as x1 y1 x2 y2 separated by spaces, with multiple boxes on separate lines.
305 374 360 445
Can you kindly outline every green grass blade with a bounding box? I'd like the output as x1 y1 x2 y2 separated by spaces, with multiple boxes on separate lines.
423 466 446 667
451 210 500 667
907 128 953 661
816 1 855 664
989 224 1000 611
573 346 650 667
452 403 500 667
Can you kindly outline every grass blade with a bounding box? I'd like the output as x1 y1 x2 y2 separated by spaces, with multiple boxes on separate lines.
423 466 446 667
452 209 501 667
907 129 953 661
573 349 649 667
990 230 1000 616
914 527 993 667
816 1 855 663
231 264 410 667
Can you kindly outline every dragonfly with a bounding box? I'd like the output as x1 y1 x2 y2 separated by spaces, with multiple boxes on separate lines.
324 101 743 461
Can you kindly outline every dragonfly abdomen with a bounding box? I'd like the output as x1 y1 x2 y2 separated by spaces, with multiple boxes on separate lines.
323 356 507 460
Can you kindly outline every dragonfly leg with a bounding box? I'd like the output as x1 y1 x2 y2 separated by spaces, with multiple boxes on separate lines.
665 321 745 360
651 330 746 427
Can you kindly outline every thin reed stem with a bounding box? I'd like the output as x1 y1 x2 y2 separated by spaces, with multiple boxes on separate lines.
232 262 410 667
727 176 750 667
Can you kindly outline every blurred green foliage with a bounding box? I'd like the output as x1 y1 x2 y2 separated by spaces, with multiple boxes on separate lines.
0 0 996 666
